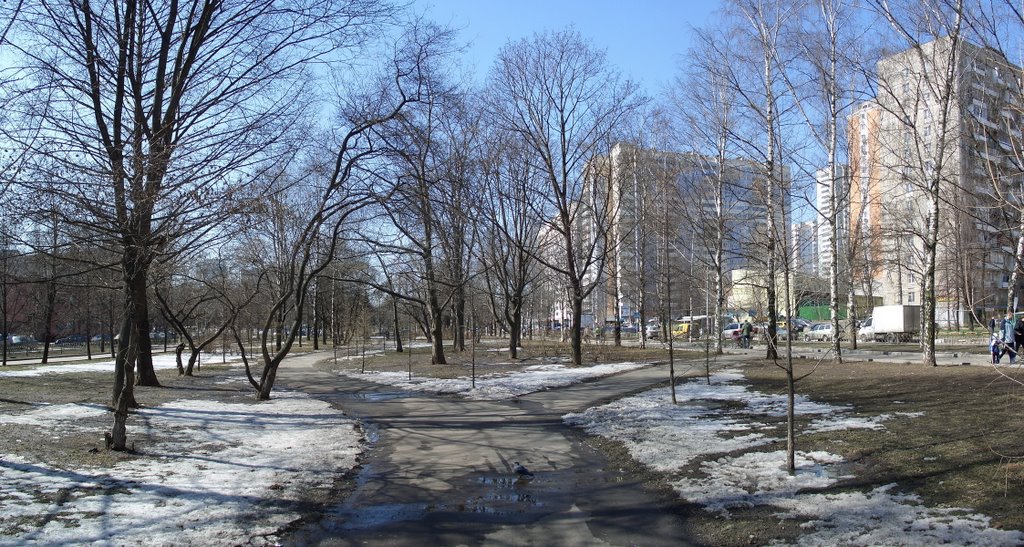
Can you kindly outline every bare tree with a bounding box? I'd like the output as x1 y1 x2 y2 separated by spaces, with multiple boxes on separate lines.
8 0 400 449
718 0 804 472
781 0 868 361
154 252 259 376
674 28 746 357
718 0 801 365
477 130 543 358
233 20 441 399
362 25 467 365
486 28 644 367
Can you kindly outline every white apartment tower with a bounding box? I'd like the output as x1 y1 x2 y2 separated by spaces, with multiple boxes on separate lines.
791 220 818 276
814 166 850 280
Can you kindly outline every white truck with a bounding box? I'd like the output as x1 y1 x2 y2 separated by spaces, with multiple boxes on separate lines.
860 305 921 343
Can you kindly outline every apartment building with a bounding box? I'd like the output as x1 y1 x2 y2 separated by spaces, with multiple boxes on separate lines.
849 37 1023 320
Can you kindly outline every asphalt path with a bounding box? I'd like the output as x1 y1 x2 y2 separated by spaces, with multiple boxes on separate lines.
277 353 723 546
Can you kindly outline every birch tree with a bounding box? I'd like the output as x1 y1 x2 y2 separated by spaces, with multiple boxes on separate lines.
721 0 800 362
869 0 965 366
782 0 867 361
674 28 744 357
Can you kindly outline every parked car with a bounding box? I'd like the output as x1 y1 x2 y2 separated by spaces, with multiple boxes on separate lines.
804 323 838 342
56 334 88 345
8 335 38 348
721 322 743 340
645 321 661 339
723 322 766 341
91 334 112 343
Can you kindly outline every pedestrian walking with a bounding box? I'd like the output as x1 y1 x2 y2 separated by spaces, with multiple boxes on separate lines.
998 314 1018 364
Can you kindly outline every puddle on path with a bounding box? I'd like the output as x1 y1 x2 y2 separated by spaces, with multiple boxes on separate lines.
336 502 431 530
343 390 416 402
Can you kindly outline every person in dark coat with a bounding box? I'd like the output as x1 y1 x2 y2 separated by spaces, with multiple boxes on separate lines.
1014 315 1024 351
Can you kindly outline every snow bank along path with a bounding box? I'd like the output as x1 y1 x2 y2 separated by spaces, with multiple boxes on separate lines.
563 369 1024 546
0 371 362 546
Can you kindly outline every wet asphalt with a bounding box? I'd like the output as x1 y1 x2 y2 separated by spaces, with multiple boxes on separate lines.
277 354 708 546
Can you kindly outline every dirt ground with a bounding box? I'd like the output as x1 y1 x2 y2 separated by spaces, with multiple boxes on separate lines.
680 358 1024 545
2 339 1023 546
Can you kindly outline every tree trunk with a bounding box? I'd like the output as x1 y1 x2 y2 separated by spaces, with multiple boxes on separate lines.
922 192 939 367
40 276 56 364
569 290 584 367
130 267 160 386
453 287 466 353
109 345 136 452
392 299 404 353
429 296 446 365
184 348 201 376
786 366 796 473
257 356 283 401
509 295 523 359
110 312 137 410
175 343 186 375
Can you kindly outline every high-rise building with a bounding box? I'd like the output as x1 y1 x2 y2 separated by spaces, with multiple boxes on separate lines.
791 220 817 276
579 142 790 327
849 37 1023 319
815 166 850 280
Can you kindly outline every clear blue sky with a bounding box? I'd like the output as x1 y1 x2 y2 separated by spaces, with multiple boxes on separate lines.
413 0 723 95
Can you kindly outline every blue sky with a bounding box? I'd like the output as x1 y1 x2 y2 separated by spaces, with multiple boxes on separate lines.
413 0 723 95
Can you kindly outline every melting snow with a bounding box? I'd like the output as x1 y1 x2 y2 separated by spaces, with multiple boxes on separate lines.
0 389 360 546
336 362 649 400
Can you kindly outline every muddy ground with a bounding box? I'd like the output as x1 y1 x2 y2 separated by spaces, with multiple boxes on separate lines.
2 339 1023 545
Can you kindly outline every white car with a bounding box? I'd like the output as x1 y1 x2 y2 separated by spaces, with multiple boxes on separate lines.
721 322 742 340
804 323 837 342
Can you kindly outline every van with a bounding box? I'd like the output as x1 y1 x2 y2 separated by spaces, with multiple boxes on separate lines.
857 317 874 341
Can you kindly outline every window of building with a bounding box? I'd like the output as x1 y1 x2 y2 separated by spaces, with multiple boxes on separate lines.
908 292 915 303
972 101 990 121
